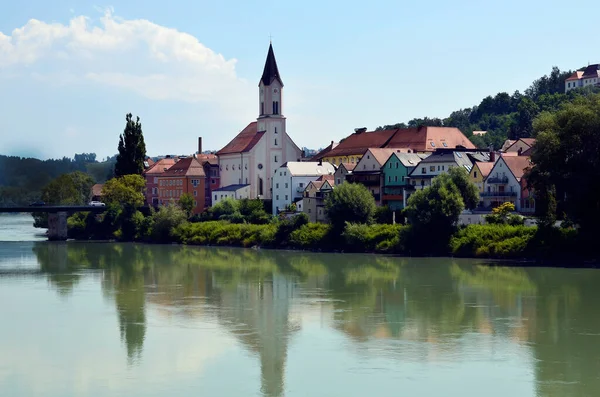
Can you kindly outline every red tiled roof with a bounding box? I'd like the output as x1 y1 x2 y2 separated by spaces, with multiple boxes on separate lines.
217 122 265 155
566 71 584 81
339 162 356 171
502 155 532 181
195 153 218 165
319 126 474 159
91 183 104 197
144 158 178 175
310 141 339 161
316 174 334 182
386 126 475 151
474 162 494 178
146 158 155 167
159 157 206 178
368 148 401 166
519 138 536 147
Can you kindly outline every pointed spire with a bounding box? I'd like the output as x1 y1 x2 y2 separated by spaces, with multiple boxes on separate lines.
260 43 283 87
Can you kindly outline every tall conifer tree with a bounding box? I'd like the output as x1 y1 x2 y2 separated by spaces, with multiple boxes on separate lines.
114 113 147 177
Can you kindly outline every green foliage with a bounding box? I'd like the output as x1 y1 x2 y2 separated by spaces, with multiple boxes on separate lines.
114 113 147 177
209 198 239 219
485 202 524 225
205 198 272 224
447 167 479 210
274 213 309 246
325 182 376 232
102 174 145 207
289 223 332 250
175 221 276 247
178 193 194 218
450 224 537 258
374 205 394 224
41 171 94 205
343 223 407 253
527 94 600 237
150 203 188 243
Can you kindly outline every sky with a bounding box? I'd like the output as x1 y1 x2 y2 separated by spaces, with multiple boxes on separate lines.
0 0 597 160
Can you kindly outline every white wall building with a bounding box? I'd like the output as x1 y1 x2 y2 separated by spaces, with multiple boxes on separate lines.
212 184 251 205
216 43 302 201
565 64 600 92
481 155 531 211
272 162 335 215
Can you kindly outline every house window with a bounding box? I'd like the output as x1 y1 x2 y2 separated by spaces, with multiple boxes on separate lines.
308 209 311 213
276 195 279 200
285 195 288 200
474 171 478 178
389 163 392 169
431 142 436 147
194 190 197 197
214 194 217 201
154 177 158 184
442 165 445 171
388 176 391 182
396 162 399 169
402 176 405 182
285 183 288 188
372 164 376 170
226 165 229 170
245 178 248 184
395 176 398 182
430 166 435 172
299 183 304 187
276 183 279 188
438 166 440 171
363 164 366 170
421 167 426 174
211 179 215 184
284 172 287 176
194 201 197 206
337 178 341 185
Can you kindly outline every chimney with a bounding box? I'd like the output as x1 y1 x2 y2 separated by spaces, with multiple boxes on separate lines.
518 147 523 156
198 137 202 154
318 159 322 166
354 127 367 134
490 151 496 162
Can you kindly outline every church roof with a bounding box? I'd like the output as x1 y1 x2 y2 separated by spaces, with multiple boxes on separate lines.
260 43 283 87
217 122 265 155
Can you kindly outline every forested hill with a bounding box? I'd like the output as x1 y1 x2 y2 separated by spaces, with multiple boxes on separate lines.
376 66 600 149
0 153 115 205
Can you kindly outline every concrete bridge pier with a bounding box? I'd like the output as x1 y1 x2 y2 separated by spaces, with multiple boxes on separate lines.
48 211 68 241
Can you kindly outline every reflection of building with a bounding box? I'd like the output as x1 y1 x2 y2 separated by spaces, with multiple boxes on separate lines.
214 273 298 397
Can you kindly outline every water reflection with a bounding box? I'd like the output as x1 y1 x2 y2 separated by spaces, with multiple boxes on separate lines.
13 242 600 396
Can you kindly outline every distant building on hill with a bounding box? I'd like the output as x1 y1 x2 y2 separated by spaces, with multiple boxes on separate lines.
565 64 600 92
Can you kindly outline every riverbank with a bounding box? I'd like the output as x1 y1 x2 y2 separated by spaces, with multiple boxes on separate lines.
65 209 594 263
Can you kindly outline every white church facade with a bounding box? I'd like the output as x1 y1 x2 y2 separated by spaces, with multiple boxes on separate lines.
215 43 302 200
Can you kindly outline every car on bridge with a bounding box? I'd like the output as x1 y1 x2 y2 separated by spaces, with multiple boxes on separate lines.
88 201 105 207
29 201 45 206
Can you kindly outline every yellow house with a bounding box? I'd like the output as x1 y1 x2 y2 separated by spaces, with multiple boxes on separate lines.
469 161 494 193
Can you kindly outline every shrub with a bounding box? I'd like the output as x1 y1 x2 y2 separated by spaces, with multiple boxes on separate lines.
343 223 407 253
450 224 537 258
289 223 331 250
151 203 188 243
274 213 309 246
67 212 88 239
174 221 276 247
325 182 376 232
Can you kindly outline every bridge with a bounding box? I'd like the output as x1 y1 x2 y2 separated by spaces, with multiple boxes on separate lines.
0 205 109 241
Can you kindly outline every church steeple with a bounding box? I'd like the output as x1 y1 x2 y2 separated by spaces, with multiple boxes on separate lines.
260 43 283 87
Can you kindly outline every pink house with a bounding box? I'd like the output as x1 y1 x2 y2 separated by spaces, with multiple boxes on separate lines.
143 157 178 207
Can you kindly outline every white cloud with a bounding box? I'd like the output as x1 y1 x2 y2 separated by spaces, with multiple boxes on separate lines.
0 8 253 116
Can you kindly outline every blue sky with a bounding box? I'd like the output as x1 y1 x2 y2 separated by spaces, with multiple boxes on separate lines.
0 0 596 159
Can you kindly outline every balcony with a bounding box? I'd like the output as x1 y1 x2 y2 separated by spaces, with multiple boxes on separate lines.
383 194 403 201
480 191 517 197
486 176 509 184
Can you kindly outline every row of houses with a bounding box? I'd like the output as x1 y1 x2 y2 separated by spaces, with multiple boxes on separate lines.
267 137 537 222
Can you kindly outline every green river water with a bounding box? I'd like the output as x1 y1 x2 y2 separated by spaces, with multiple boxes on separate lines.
0 213 599 396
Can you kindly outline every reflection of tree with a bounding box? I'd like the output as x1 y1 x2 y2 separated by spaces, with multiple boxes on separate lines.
33 242 88 296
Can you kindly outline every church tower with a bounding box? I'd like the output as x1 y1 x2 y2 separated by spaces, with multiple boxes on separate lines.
257 43 288 199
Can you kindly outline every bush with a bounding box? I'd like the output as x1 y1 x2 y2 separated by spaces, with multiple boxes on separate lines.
67 212 88 239
325 182 376 232
174 221 276 247
343 223 407 253
151 203 188 243
375 206 394 224
450 224 537 258
289 223 332 250
274 213 309 246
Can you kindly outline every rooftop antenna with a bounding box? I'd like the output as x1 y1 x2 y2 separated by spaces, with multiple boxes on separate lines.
269 33 273 44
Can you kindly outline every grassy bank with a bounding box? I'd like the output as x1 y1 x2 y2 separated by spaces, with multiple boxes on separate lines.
66 205 589 261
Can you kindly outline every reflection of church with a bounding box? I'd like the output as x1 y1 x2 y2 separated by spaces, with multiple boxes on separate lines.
214 273 299 397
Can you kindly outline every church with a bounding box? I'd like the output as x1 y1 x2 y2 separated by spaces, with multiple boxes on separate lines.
215 43 303 202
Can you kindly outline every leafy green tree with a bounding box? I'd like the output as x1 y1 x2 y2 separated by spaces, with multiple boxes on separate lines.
405 173 464 253
178 193 194 218
114 113 147 177
102 174 146 207
527 94 600 235
210 198 240 219
447 167 479 210
151 202 188 242
325 182 376 232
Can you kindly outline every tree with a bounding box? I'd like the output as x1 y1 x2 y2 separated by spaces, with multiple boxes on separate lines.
404 173 465 253
325 182 376 232
102 175 146 207
447 167 479 210
114 113 147 177
178 193 194 218
526 94 600 235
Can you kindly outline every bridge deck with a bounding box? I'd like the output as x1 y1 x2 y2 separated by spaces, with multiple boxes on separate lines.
0 206 108 213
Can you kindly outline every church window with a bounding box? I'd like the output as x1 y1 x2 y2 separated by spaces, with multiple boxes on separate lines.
274 155 278 163
273 101 279 115
261 102 264 115
274 138 278 146
274 127 278 134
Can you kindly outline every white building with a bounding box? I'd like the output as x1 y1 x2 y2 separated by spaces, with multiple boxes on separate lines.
481 155 531 211
212 184 251 205
565 64 600 92
216 43 303 201
272 161 335 215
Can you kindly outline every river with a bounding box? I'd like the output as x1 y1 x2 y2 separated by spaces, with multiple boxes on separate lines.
0 213 599 396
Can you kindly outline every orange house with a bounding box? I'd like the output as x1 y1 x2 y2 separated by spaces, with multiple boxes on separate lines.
157 157 206 214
